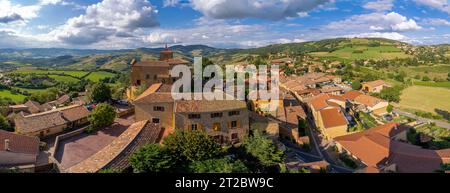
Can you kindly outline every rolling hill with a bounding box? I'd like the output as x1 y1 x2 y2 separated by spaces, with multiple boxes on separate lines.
1 38 448 71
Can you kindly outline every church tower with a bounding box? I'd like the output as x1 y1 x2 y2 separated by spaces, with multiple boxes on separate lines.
159 44 174 61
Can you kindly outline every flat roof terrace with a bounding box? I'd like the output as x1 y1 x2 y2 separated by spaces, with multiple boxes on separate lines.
54 115 135 170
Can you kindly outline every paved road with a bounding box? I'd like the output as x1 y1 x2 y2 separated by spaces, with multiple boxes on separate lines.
393 109 450 129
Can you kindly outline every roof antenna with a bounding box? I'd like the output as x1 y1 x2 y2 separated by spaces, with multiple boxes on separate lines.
165 43 168 50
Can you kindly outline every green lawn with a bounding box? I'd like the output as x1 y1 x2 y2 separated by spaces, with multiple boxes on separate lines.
12 68 89 78
397 86 450 114
310 45 410 60
12 87 49 95
414 81 450 88
48 75 80 83
84 71 115 82
0 89 27 103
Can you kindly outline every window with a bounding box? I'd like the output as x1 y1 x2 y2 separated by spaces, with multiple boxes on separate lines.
154 75 158 80
153 106 165 112
146 74 150 80
213 123 221 131
231 133 239 140
188 114 201 119
211 113 223 118
191 124 198 131
228 110 240 116
152 118 160 124
231 121 238 129
136 80 141 86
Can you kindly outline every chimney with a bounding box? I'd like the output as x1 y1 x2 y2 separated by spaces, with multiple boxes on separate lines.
4 139 10 151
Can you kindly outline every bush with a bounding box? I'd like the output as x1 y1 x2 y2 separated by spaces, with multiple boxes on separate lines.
243 130 284 167
188 158 250 173
422 76 431 81
163 131 221 162
352 79 362 90
0 115 13 132
129 144 175 173
87 103 116 130
88 83 112 103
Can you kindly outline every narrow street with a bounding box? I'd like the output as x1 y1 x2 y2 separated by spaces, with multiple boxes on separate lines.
393 109 450 129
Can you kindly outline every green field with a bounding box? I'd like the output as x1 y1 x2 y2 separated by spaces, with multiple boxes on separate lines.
310 45 410 60
12 87 49 94
48 75 80 83
84 71 115 82
396 65 450 80
414 81 450 88
397 86 450 114
0 89 27 103
12 68 89 78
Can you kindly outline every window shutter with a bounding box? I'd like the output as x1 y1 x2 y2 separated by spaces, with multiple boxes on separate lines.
188 124 192 131
237 121 241 128
228 122 231 129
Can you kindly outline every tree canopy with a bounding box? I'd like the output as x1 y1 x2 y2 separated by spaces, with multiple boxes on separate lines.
243 130 284 167
188 158 249 173
163 130 221 162
88 82 112 103
87 103 116 130
129 144 175 173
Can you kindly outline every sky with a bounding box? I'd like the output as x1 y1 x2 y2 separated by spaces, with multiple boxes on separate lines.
0 0 449 49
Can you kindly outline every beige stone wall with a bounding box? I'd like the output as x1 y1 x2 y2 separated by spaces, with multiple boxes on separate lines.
131 66 173 86
0 152 36 166
135 102 175 129
325 125 349 139
174 109 250 143
372 106 388 116
17 124 66 138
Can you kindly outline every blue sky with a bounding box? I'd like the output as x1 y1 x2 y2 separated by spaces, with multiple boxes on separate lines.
0 0 449 49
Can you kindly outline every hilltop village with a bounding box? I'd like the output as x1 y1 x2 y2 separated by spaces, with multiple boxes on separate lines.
1 46 449 173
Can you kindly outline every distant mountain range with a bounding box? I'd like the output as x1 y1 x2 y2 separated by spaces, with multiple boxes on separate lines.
0 38 448 71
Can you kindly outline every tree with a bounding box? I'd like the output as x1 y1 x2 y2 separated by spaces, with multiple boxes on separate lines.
188 158 250 173
88 83 112 103
447 72 450 81
129 144 175 173
379 86 402 103
352 79 362 90
422 76 431 81
163 130 221 162
88 103 116 130
243 130 284 167
387 104 394 113
0 115 13 132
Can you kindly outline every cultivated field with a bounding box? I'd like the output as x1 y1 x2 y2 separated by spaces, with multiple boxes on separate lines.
0 89 27 103
12 68 90 78
397 86 450 114
309 45 410 60
84 71 115 82
48 75 80 83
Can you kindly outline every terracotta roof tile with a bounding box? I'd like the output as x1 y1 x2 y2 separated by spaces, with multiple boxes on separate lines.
319 108 348 129
342 91 363 101
0 130 39 155
335 123 450 173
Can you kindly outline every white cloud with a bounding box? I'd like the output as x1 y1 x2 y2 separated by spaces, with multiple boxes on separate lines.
363 0 394 12
49 0 159 45
414 0 450 14
326 12 422 32
0 0 41 24
345 32 408 41
422 18 450 26
165 0 330 20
